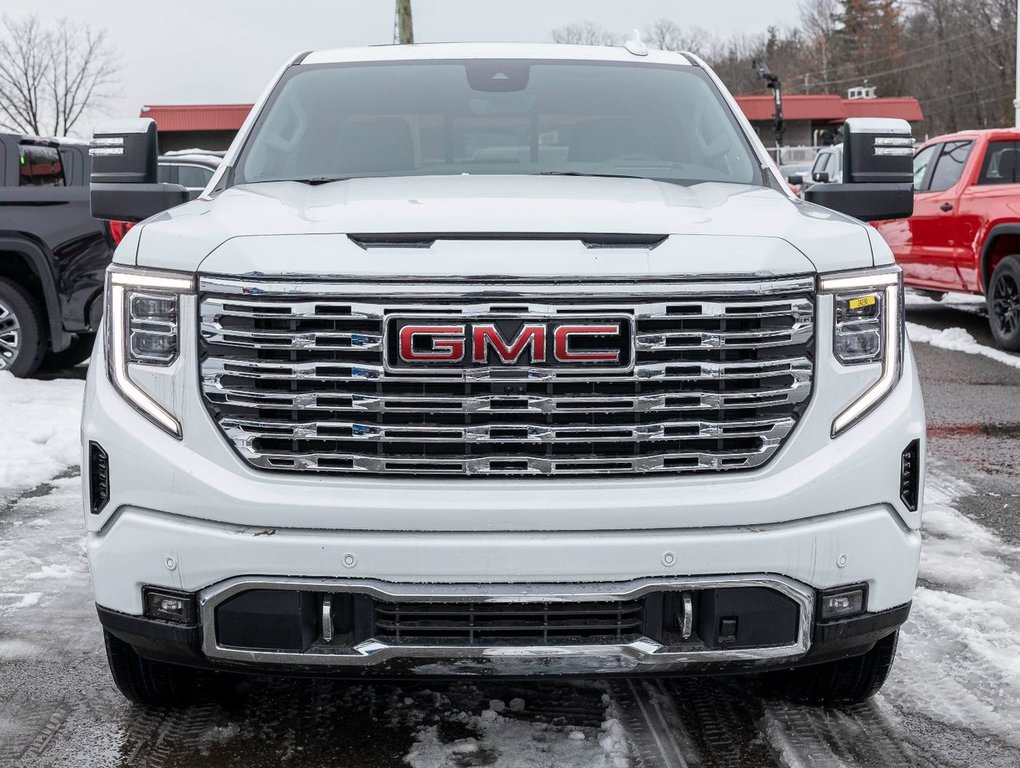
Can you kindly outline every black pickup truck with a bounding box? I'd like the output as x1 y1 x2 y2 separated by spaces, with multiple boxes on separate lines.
0 134 114 376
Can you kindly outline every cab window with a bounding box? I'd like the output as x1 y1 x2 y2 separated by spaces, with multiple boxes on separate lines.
19 143 65 187
911 144 939 190
978 141 1020 185
927 140 973 192
178 164 214 189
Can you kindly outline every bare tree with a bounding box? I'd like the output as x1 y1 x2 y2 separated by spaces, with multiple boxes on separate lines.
551 20 622 46
0 14 119 137
799 0 840 87
550 1 1017 135
0 15 48 135
644 19 713 56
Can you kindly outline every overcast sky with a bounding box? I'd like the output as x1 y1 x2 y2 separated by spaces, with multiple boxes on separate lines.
3 0 800 123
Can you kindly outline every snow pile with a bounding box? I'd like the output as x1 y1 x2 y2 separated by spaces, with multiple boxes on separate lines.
883 469 1020 747
0 475 87 619
405 697 630 768
906 323 1020 370
0 372 84 498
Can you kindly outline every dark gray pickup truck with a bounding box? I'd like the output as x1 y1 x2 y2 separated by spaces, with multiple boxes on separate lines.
0 134 114 376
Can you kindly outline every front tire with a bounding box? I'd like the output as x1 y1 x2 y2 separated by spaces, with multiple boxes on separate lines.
988 256 1020 351
765 631 898 706
103 630 205 707
0 277 47 378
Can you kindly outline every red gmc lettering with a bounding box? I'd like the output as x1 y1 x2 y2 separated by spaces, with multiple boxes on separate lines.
553 324 622 362
472 324 546 364
399 325 465 362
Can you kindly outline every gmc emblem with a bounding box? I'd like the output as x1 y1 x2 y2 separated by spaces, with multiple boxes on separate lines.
385 316 633 372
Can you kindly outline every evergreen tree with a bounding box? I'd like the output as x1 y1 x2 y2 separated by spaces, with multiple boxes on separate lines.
835 0 904 95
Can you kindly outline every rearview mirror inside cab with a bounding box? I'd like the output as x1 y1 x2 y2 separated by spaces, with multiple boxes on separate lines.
89 118 190 222
804 118 914 221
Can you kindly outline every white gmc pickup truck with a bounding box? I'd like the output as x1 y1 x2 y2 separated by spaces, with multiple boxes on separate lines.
83 42 925 708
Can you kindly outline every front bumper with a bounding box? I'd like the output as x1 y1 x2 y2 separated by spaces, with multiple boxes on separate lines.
97 591 911 679
88 500 919 673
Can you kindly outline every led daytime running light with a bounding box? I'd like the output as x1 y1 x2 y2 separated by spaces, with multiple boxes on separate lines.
106 269 193 438
820 268 903 437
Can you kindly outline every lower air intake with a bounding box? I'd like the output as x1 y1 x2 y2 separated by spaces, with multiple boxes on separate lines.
373 600 644 644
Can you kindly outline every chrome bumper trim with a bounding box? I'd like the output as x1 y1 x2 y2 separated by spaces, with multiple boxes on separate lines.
199 575 814 668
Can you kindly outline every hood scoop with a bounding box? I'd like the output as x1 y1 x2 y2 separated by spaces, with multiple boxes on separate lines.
347 232 668 250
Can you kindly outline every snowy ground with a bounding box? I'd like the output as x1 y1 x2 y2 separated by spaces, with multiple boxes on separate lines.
0 375 83 499
1 297 1018 767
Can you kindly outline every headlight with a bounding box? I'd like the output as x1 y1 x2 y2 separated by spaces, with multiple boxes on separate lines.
128 292 179 363
819 268 903 436
106 267 194 438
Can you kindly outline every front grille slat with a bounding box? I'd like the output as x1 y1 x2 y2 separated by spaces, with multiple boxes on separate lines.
203 356 812 383
219 416 796 443
372 600 644 643
199 279 815 478
206 383 811 413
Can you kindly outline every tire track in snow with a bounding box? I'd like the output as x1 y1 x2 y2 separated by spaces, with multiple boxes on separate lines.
761 701 921 768
610 679 702 768
666 679 780 768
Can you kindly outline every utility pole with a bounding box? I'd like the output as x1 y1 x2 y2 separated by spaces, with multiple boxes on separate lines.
396 0 414 45
753 60 784 163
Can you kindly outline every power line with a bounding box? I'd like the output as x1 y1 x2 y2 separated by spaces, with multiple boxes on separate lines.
797 27 983 80
921 87 1016 118
804 32 1012 89
918 79 1013 107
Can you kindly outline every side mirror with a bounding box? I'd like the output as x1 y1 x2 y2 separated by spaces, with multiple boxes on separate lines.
787 175 804 185
812 171 829 184
89 118 190 222
804 118 914 221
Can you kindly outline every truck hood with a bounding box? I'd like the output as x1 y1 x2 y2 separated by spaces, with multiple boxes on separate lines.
124 175 876 277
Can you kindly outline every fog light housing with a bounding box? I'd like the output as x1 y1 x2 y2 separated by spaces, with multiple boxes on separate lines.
143 587 197 624
818 586 867 620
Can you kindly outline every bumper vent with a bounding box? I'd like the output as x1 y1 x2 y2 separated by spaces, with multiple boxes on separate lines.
198 276 815 478
372 600 644 644
900 439 921 511
88 441 110 514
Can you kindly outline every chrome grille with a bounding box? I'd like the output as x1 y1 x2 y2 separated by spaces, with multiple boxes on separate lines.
199 277 815 477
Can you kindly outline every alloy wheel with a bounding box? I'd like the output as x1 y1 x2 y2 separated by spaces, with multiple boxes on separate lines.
991 270 1020 337
0 299 22 371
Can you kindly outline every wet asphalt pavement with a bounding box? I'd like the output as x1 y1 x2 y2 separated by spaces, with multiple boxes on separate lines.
1 295 1018 768
907 299 1020 546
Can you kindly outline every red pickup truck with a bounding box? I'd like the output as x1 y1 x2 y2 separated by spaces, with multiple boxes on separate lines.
873 129 1020 350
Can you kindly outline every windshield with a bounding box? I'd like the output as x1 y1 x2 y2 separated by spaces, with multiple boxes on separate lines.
236 59 761 187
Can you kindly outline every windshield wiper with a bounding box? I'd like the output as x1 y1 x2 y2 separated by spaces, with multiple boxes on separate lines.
296 176 352 186
537 171 695 186
537 171 649 180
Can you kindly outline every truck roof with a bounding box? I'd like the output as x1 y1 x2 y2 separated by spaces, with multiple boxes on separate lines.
922 127 1020 145
302 42 694 67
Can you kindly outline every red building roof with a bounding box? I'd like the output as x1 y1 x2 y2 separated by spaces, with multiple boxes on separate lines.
139 104 253 132
841 97 924 122
735 94 847 121
139 95 924 134
733 94 923 123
